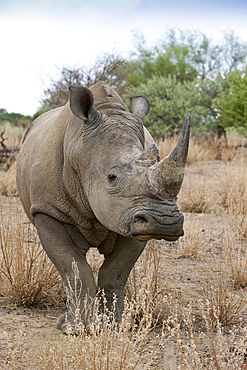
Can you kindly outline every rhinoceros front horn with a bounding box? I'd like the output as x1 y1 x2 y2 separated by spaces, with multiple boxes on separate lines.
148 113 191 197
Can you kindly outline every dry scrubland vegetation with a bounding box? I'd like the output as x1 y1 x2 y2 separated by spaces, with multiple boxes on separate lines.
0 130 247 369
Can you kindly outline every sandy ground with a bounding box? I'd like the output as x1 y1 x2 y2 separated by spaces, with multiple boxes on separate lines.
0 301 66 370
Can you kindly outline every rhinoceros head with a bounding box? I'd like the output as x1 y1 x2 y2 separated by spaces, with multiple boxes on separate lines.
68 83 190 242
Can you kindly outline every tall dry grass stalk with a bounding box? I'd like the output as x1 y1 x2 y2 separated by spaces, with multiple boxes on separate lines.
0 206 61 306
86 247 104 284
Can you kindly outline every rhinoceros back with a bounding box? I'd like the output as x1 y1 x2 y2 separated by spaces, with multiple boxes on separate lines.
16 103 73 224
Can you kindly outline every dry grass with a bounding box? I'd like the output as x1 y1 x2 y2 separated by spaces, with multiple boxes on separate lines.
203 260 247 327
157 131 247 219
0 122 24 147
0 158 18 196
41 234 247 369
178 174 218 213
156 133 237 164
41 215 247 368
174 215 209 259
42 261 169 370
218 157 247 237
178 223 247 328
177 151 247 221
172 302 247 369
218 155 247 206
225 233 247 289
167 227 247 369
0 205 61 307
126 240 176 324
86 247 104 284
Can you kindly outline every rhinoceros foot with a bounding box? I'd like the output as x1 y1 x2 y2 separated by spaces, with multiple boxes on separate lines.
56 312 90 335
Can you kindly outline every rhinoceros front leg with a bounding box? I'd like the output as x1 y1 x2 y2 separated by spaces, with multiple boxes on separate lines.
98 235 146 321
34 213 96 334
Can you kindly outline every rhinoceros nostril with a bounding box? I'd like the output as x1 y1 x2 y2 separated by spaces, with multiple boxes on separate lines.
136 216 147 223
133 213 149 224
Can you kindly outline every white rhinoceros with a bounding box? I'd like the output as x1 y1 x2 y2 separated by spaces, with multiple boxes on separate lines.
16 81 190 333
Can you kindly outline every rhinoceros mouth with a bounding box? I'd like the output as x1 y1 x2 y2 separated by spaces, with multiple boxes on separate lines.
132 231 183 242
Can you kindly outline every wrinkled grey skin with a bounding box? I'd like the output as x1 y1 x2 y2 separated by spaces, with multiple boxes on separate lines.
16 81 190 334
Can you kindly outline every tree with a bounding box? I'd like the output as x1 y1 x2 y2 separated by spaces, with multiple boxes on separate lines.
128 30 199 85
221 30 247 72
37 29 247 135
0 108 31 128
41 53 134 109
213 67 247 135
128 75 211 137
128 29 247 84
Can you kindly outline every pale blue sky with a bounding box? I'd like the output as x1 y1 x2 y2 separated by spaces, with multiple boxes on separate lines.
1 0 247 115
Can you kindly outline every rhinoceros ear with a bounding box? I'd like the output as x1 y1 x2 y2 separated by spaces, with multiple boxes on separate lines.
130 95 150 121
69 86 97 122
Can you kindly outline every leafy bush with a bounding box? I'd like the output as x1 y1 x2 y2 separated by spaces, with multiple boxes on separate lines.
129 75 211 137
214 67 247 135
0 108 32 128
130 29 247 83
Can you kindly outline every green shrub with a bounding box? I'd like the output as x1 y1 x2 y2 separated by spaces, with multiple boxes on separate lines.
214 66 247 136
128 75 211 137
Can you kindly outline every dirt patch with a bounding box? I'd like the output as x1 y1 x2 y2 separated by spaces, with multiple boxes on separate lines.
0 299 66 370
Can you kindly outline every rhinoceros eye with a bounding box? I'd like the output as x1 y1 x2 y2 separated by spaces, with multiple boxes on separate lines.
107 167 121 188
106 168 122 192
108 173 117 182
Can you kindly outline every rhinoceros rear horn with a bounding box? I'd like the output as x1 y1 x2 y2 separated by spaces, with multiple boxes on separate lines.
130 95 150 121
134 143 160 166
69 86 97 122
